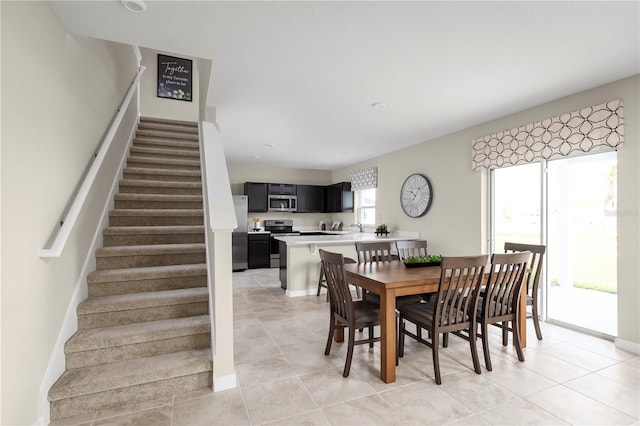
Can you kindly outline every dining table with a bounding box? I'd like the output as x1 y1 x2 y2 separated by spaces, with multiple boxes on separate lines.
341 261 527 384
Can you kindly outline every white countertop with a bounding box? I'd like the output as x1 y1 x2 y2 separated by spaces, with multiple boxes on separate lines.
248 230 270 234
274 230 419 245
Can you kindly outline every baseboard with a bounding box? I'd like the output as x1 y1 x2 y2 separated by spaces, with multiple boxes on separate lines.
615 337 640 354
213 372 237 392
37 116 139 425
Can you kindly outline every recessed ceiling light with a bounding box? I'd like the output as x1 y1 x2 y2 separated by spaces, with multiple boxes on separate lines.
265 143 275 148
121 0 147 13
371 102 386 109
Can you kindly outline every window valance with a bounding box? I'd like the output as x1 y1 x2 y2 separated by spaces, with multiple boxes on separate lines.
351 166 378 191
472 99 624 171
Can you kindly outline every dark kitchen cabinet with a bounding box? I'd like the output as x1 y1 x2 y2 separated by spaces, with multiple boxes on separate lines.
244 182 268 212
296 185 326 213
326 182 353 212
248 233 270 269
267 183 296 195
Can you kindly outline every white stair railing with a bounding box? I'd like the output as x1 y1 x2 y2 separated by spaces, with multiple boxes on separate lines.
39 66 146 258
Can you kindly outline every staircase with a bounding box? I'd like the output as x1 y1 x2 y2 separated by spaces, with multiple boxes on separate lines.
48 117 212 421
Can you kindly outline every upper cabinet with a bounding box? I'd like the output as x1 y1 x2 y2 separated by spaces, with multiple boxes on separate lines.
326 182 353 212
296 185 326 213
244 182 268 212
267 183 296 195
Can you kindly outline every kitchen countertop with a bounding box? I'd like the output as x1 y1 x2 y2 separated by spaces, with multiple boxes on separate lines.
274 231 419 246
248 230 270 234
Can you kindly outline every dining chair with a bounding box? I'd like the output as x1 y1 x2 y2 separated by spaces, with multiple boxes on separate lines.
398 255 489 384
354 241 398 263
504 242 546 340
317 256 356 301
476 251 530 371
319 249 381 377
396 239 428 261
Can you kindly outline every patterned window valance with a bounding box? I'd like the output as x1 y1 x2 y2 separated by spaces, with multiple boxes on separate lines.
351 166 378 191
472 99 624 170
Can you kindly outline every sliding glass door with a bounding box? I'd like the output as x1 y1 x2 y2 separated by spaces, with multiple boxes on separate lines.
546 152 617 335
491 151 618 337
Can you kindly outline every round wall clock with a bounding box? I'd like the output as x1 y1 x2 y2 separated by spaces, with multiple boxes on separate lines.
400 173 433 218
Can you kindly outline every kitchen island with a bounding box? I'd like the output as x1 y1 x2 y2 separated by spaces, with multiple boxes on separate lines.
275 231 420 297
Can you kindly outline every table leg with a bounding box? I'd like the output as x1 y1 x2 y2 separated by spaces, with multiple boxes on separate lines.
519 287 527 348
334 319 344 343
379 290 396 383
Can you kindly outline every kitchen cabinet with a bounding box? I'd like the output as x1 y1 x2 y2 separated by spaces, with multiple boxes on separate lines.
326 182 353 212
244 182 268 212
248 233 271 269
267 183 296 195
296 185 326 213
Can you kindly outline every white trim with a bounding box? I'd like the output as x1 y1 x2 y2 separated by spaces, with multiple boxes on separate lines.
213 372 238 392
37 117 139 425
615 337 640 355
39 66 145 258
285 289 318 298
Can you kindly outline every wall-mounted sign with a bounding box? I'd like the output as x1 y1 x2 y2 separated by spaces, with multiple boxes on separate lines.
157 54 192 102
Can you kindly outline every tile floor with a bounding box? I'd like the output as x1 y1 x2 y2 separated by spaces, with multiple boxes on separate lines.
53 268 639 426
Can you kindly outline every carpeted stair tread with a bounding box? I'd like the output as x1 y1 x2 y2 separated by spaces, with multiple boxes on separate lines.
114 193 203 203
123 167 201 179
95 243 205 258
133 137 199 151
127 156 201 168
77 287 208 315
130 146 200 159
87 263 206 284
137 122 198 134
119 179 202 190
135 129 198 142
48 348 212 401
103 225 204 237
140 117 197 127
65 315 210 353
109 208 204 217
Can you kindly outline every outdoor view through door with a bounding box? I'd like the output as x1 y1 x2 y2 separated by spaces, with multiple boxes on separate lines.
491 151 618 337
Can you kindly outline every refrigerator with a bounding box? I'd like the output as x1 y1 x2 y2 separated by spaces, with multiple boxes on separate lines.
232 195 249 271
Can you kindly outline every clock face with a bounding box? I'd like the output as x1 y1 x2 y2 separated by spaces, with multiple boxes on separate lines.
400 173 433 218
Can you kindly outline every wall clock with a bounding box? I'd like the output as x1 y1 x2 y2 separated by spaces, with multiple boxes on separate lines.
400 173 433 218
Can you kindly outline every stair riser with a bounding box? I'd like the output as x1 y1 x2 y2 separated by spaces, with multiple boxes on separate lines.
118 185 202 195
109 216 204 226
96 252 205 270
127 159 201 171
138 123 198 134
78 302 209 329
88 275 207 297
50 371 211 420
130 149 200 161
65 333 211 369
136 130 198 142
133 138 200 151
114 199 203 210
122 171 201 183
103 233 204 247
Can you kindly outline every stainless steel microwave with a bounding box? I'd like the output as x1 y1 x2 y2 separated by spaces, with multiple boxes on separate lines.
268 194 297 212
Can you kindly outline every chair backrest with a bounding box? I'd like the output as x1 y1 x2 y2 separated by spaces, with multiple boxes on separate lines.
396 240 428 261
482 252 531 319
504 242 546 298
354 241 396 263
319 249 354 322
433 255 489 330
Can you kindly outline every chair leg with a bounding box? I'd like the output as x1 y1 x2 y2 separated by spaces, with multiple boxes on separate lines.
343 327 356 377
532 303 543 340
316 267 324 297
512 319 525 362
502 321 508 346
398 320 406 358
325 316 335 356
432 332 441 385
480 321 492 371
368 326 374 348
443 332 449 348
469 325 482 375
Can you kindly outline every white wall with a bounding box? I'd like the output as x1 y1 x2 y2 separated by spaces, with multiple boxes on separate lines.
332 75 640 349
140 47 199 122
0 2 139 423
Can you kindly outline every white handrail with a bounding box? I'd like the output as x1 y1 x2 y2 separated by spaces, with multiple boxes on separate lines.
39 66 146 258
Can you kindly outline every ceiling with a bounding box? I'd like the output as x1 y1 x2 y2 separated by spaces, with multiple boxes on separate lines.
49 1 639 171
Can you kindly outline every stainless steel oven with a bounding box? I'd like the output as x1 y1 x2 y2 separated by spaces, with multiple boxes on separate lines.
264 220 299 268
